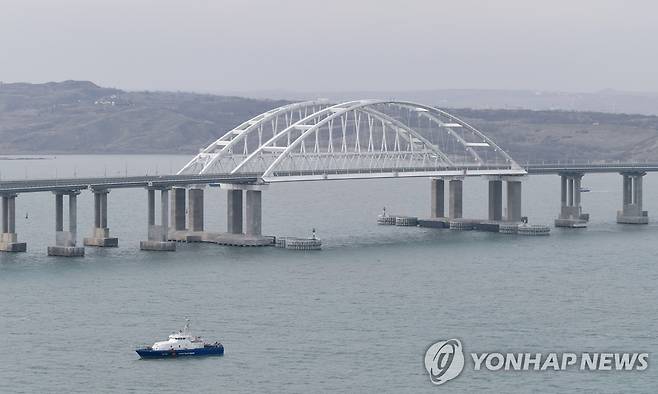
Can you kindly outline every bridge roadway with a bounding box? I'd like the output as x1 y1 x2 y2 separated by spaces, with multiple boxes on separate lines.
0 162 654 193
524 162 658 174
0 174 260 193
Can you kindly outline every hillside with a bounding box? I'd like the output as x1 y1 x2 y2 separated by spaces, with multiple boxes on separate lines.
451 108 658 162
1 81 657 162
0 81 288 154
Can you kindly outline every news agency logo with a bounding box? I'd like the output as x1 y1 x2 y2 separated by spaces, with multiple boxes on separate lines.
424 338 649 386
424 339 465 386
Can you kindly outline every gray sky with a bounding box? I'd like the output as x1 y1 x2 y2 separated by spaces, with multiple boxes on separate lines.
1 0 656 93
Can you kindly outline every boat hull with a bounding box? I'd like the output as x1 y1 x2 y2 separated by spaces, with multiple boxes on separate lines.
136 345 224 359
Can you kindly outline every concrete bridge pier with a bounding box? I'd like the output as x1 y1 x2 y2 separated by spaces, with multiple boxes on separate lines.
0 194 26 252
506 178 523 222
170 187 187 232
447 177 463 219
187 188 204 232
48 191 84 257
164 183 270 246
222 184 266 236
168 186 206 242
430 178 445 218
488 179 503 221
617 172 649 224
84 189 118 247
140 187 176 251
216 183 271 246
227 189 243 234
485 176 524 222
245 190 262 236
555 172 589 228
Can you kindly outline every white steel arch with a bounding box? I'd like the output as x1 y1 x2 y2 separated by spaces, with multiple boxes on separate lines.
178 100 332 175
179 100 526 182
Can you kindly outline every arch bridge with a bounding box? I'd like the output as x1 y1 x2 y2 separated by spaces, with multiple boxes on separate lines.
0 99 532 254
165 100 528 248
178 100 526 181
4 100 652 256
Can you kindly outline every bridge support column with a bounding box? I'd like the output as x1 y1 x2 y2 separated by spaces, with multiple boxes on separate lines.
165 187 205 243
227 190 243 234
245 190 262 236
48 191 84 256
147 189 155 226
617 172 648 224
448 178 463 219
430 178 445 218
506 179 522 222
84 189 118 247
560 175 567 209
215 183 270 245
488 179 503 221
170 187 187 232
555 172 589 228
140 187 176 251
0 194 26 252
188 188 204 232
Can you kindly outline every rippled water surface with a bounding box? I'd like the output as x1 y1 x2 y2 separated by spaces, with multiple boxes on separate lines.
0 155 657 393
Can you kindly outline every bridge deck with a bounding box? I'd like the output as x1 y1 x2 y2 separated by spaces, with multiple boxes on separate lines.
0 162 655 194
0 174 259 194
525 163 658 174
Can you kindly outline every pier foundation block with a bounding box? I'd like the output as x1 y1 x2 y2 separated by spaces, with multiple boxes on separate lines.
47 246 85 257
0 232 26 252
84 228 119 247
140 240 176 251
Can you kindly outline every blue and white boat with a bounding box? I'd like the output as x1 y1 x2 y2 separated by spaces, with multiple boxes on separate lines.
136 320 224 359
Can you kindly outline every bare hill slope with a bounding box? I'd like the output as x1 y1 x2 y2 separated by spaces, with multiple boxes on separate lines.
1 81 657 162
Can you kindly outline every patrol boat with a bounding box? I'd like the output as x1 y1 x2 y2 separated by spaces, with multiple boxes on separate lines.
135 320 224 358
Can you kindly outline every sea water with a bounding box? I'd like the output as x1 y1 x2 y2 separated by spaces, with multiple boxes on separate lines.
0 155 656 393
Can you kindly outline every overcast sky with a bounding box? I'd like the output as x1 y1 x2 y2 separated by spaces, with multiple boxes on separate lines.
1 0 656 93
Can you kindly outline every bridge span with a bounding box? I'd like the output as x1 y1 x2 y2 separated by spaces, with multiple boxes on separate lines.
0 174 258 194
523 161 653 227
0 100 653 256
525 162 658 174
